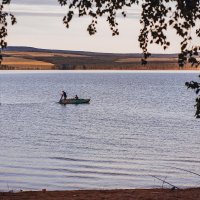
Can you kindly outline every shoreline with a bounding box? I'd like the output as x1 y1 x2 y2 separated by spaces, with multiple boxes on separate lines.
1 188 200 200
0 69 200 74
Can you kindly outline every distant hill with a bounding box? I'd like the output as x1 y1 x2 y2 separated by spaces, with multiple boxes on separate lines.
1 46 197 70
4 46 178 58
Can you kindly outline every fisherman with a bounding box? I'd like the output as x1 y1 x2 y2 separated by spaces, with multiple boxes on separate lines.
61 91 67 100
75 95 79 100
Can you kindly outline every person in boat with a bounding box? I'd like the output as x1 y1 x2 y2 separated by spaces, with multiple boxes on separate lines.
75 95 79 100
61 91 67 100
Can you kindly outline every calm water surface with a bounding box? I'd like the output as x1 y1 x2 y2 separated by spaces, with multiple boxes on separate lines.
0 71 200 191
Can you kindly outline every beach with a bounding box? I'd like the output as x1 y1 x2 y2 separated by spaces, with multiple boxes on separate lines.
1 188 200 200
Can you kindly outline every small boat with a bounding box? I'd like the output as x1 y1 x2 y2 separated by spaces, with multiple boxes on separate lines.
59 98 90 105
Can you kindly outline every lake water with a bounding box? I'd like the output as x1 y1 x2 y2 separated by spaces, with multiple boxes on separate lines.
0 71 200 191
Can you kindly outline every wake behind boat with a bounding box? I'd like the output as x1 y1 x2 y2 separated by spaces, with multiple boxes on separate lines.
59 98 90 104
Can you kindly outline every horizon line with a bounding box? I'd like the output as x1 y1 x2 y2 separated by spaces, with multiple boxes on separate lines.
4 45 180 55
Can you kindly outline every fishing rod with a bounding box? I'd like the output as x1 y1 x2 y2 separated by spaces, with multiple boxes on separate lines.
150 175 180 190
166 166 200 178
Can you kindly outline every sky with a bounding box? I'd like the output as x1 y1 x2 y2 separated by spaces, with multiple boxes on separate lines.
5 0 198 53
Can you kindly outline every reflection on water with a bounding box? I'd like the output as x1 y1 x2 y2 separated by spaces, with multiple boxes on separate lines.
0 71 199 191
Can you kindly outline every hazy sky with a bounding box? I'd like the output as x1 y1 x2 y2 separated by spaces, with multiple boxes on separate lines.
5 0 197 53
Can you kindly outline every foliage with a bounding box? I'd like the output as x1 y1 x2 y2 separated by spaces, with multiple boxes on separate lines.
185 76 200 118
57 0 200 67
0 0 16 62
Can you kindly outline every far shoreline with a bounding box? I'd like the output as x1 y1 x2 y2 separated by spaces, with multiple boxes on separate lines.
0 69 200 74
2 48 200 71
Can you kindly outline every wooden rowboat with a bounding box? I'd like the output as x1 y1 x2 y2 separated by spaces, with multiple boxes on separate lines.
59 98 90 105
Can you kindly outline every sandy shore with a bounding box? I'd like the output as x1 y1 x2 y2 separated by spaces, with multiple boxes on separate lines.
1 188 200 200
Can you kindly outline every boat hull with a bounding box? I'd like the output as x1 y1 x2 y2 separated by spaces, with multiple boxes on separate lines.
59 98 90 104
